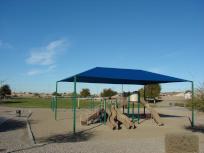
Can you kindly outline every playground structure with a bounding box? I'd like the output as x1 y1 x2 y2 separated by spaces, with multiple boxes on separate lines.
51 92 165 131
51 67 194 134
79 91 164 129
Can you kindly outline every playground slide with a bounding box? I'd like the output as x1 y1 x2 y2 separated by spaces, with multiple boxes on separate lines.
115 108 136 129
140 100 164 126
80 108 103 125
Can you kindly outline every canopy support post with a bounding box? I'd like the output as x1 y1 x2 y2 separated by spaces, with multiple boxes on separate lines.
138 92 140 124
132 101 134 122
127 96 130 116
104 99 106 125
73 76 77 134
143 86 146 117
191 81 195 127
55 82 58 120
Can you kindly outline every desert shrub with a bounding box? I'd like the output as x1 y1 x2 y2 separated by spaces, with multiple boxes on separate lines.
186 83 204 112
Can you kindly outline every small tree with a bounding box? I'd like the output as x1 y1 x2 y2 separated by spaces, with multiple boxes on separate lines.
34 93 41 97
101 88 117 98
144 84 161 99
0 84 11 99
80 88 91 97
52 92 61 97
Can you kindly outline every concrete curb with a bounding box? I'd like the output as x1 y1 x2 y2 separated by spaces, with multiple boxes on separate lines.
26 112 36 145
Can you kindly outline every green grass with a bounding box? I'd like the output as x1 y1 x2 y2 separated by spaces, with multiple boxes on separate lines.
0 97 100 109
0 97 145 109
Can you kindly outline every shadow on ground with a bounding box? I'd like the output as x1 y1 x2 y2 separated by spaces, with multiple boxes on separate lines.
39 131 94 143
0 149 6 152
159 113 184 118
124 113 184 119
38 124 102 143
0 119 26 132
184 125 204 133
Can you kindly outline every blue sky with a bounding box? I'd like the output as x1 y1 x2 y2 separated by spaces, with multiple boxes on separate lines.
0 0 203 93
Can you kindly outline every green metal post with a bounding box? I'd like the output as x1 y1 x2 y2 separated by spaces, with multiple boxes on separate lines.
127 96 130 116
91 98 94 111
143 85 146 116
115 99 118 108
191 81 195 127
93 97 95 110
100 99 102 123
104 99 106 125
138 92 140 124
73 76 77 134
132 101 134 122
71 95 74 111
55 82 58 120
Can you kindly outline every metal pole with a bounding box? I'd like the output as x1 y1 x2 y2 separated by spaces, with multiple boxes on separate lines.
100 99 102 123
132 101 134 122
91 98 94 111
55 82 58 120
144 86 146 116
73 76 77 133
93 97 95 110
138 92 140 124
104 99 106 125
127 96 130 116
191 81 195 127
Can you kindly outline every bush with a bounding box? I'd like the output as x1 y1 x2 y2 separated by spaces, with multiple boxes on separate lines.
52 92 61 97
80 88 91 97
186 99 204 111
186 83 204 112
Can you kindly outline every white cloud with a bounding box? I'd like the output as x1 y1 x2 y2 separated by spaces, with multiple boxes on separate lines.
26 39 69 65
27 69 42 76
26 38 69 76
26 65 56 76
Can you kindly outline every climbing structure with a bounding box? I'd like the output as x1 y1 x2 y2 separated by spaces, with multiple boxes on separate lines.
107 106 136 129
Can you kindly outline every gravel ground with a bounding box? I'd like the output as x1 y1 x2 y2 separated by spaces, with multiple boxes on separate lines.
13 137 164 153
1 106 204 153
0 107 31 153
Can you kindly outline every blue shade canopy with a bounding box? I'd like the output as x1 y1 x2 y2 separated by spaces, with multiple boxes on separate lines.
59 67 190 85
